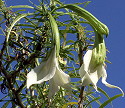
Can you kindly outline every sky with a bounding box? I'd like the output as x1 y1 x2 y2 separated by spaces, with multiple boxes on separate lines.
1 0 125 108
86 1 125 107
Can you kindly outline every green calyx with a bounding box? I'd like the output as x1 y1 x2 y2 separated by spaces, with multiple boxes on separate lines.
90 33 106 68
48 13 60 57
54 4 109 36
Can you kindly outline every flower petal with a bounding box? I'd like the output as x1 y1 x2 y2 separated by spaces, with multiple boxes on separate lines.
83 50 93 72
54 66 70 89
80 65 102 91
48 79 59 98
27 48 56 88
101 65 124 97
79 50 102 90
48 60 71 98
79 50 92 78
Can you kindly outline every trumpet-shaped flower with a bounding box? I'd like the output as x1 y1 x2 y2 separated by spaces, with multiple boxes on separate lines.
27 47 70 98
79 50 124 96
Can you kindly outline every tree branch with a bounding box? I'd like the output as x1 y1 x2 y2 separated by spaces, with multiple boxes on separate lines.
76 25 85 108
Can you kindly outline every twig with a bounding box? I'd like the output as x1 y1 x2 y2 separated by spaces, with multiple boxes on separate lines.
78 86 85 108
0 61 25 108
0 40 25 108
76 24 85 108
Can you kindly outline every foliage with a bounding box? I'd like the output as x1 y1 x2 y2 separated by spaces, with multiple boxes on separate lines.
0 0 123 108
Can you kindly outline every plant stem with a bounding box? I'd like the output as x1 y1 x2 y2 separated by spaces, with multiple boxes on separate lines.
76 25 85 108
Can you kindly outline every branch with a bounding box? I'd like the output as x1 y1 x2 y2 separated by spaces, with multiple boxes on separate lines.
76 25 85 108
0 40 25 108
78 86 85 108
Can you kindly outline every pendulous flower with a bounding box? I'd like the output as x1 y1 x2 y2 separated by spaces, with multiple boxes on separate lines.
27 47 70 98
79 32 124 96
79 49 124 96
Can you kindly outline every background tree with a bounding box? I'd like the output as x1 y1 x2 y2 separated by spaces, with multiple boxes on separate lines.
0 0 124 108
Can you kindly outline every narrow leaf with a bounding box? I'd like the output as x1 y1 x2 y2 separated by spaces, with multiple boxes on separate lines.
0 5 34 11
1 101 11 108
9 5 34 9
98 87 110 99
6 13 34 43
86 97 101 107
99 94 123 108
62 102 78 108
89 94 102 105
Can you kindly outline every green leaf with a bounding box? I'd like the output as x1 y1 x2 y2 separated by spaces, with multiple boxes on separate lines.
66 40 75 44
9 5 34 9
98 87 113 107
72 1 90 6
0 5 34 11
6 13 34 43
1 101 11 108
105 59 112 64
0 76 4 81
16 24 35 28
89 94 102 105
98 87 110 99
86 97 101 107
99 94 123 108
62 102 78 108
0 0 4 7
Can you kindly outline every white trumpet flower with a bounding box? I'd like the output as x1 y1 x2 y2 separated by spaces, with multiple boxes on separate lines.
27 47 70 98
79 50 124 96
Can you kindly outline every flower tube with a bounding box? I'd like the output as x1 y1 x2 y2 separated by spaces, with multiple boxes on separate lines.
27 47 70 98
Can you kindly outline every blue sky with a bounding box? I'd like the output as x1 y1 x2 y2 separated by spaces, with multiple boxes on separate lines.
1 0 125 107
86 1 125 107
61 0 125 107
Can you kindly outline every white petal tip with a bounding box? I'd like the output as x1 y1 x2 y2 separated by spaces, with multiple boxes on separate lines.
102 80 124 97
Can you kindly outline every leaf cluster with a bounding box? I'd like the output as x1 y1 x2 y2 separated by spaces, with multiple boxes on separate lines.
0 0 121 108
